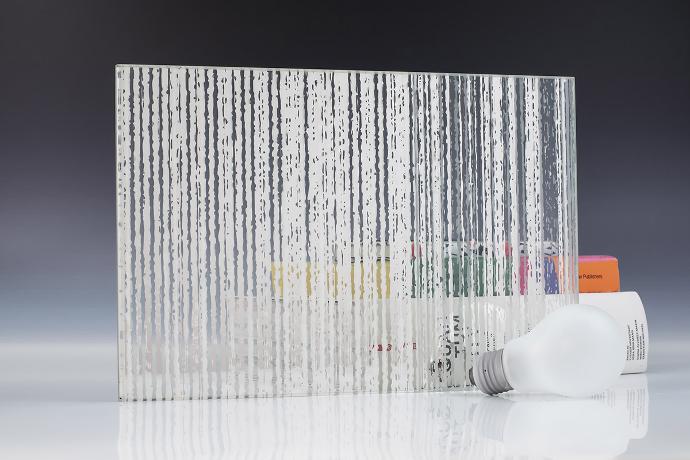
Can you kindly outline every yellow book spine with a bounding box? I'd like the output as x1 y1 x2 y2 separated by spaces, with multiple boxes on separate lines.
271 262 391 299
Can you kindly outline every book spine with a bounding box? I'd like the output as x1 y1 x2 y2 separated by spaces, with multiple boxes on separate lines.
579 256 621 293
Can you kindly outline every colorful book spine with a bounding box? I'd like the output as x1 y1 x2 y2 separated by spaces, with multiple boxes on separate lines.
579 255 620 293
271 254 565 299
271 245 623 298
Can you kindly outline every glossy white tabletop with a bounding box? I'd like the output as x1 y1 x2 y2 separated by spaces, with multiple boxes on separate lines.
1 338 688 459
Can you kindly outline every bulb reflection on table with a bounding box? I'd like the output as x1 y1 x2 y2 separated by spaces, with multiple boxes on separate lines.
117 374 648 459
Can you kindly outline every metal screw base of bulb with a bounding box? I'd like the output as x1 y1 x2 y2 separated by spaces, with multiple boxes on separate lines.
469 349 514 395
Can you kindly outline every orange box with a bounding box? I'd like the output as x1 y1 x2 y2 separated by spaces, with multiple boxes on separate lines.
579 255 620 293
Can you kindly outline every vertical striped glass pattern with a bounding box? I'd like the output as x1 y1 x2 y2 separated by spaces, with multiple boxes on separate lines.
116 65 577 400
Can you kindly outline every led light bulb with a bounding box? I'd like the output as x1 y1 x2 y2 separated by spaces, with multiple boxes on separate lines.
470 304 626 397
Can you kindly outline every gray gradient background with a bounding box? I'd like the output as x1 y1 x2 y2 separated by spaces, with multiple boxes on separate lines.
1 0 688 345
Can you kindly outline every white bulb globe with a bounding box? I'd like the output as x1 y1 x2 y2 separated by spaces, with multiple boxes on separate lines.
472 304 627 397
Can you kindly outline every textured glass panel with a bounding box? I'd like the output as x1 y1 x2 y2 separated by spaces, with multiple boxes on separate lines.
116 65 578 401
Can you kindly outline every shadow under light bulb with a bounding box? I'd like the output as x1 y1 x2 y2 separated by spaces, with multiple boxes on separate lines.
470 305 626 397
